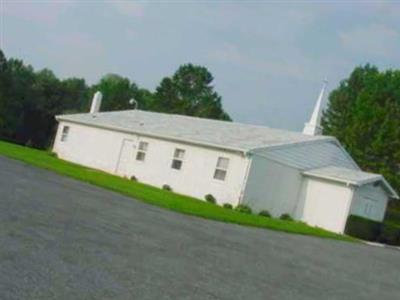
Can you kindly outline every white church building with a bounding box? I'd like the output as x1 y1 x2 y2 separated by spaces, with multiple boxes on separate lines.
53 84 398 234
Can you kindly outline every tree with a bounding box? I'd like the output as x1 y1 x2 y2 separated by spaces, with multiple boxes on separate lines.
2 58 37 144
322 65 400 194
90 74 151 111
60 78 90 113
0 50 231 149
151 64 231 121
0 53 91 148
0 50 10 131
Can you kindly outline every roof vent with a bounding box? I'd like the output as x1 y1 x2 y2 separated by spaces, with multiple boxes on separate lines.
129 98 138 109
90 91 103 114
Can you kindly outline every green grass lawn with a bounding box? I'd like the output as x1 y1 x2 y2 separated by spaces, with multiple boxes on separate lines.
0 140 355 242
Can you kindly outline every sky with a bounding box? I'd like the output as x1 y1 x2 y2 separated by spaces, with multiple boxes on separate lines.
1 1 400 131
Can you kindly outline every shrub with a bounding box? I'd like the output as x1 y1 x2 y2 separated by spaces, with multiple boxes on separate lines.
280 213 293 221
258 210 271 218
377 222 400 246
223 203 233 209
205 194 216 204
130 175 137 182
162 184 172 191
48 151 58 158
235 204 252 214
385 209 400 223
345 215 382 241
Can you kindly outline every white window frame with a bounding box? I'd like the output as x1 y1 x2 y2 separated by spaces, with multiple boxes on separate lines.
171 148 185 170
60 126 70 142
213 157 229 181
136 141 148 162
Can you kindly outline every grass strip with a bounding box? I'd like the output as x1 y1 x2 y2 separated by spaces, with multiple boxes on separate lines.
0 140 355 242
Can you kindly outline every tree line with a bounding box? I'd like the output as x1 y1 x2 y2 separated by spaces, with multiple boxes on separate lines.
0 49 230 149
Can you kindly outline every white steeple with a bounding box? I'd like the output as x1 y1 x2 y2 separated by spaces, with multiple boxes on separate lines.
303 80 328 136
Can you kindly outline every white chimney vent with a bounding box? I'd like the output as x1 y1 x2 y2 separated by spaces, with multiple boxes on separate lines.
90 91 103 114
129 98 138 109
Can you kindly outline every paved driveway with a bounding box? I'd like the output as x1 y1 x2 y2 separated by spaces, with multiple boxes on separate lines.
0 156 399 300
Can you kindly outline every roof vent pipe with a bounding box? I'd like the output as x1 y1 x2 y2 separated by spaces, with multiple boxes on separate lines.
129 98 138 109
90 91 103 114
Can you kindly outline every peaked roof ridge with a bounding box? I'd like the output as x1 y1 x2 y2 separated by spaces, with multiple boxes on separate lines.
56 109 328 152
74 109 317 135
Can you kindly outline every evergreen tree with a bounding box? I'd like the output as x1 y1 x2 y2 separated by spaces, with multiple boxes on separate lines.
0 50 231 148
151 64 231 121
322 65 400 194
0 50 10 132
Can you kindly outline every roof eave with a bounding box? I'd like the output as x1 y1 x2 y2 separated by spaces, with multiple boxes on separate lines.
249 136 335 153
302 172 362 186
302 172 399 199
380 177 400 199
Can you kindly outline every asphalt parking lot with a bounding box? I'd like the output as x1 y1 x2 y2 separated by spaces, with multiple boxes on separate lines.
1 156 399 300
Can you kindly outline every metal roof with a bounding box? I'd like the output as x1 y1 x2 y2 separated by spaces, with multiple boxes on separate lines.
56 110 329 152
252 140 360 171
303 166 399 198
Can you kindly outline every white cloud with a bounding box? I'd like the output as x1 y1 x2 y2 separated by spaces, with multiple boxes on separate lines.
55 32 104 54
2 1 75 24
41 32 106 83
210 43 246 65
209 42 327 82
339 24 400 57
111 1 145 17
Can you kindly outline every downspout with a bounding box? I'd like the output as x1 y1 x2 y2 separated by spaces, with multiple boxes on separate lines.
342 184 356 234
238 151 253 205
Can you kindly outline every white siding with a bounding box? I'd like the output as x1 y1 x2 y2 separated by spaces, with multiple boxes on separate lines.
242 154 303 217
298 177 353 233
53 122 127 173
53 121 249 206
350 183 388 222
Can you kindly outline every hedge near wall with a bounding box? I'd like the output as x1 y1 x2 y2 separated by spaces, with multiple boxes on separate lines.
378 223 400 245
345 215 382 241
345 215 400 245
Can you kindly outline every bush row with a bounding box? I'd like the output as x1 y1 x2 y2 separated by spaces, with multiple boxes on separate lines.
345 215 400 245
203 194 294 220
147 187 294 221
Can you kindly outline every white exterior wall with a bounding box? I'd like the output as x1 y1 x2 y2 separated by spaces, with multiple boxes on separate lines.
54 122 129 173
242 154 303 217
350 183 388 222
298 177 353 233
53 121 249 206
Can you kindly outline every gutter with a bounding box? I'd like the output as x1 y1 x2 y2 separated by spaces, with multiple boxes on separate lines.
302 172 399 199
238 153 253 205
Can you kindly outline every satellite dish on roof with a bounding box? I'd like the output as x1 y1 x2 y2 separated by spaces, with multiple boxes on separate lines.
129 98 138 109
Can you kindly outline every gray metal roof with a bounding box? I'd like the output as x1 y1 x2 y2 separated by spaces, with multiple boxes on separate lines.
253 140 360 171
56 110 329 152
304 166 380 184
303 166 399 198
